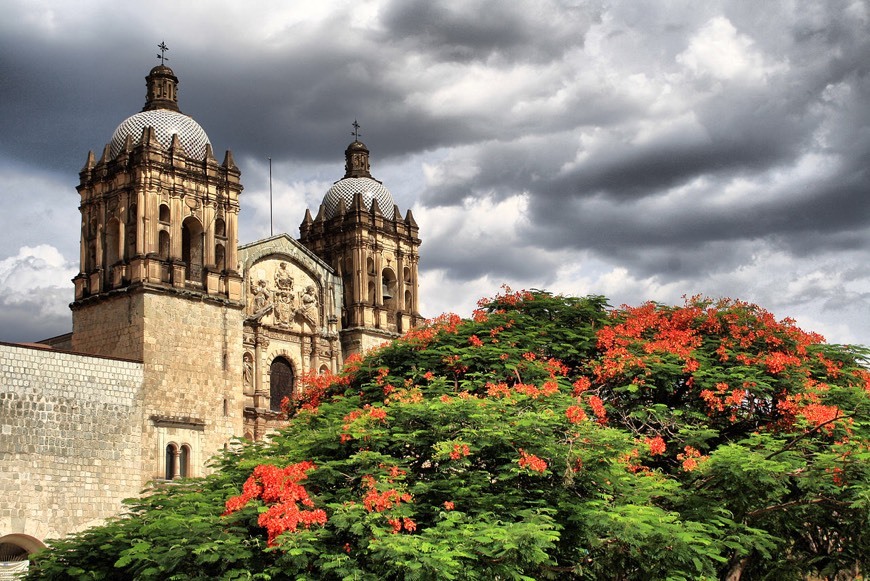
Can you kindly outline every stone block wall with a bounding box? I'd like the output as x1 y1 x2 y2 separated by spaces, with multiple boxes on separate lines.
0 343 144 542
71 292 145 361
138 292 245 483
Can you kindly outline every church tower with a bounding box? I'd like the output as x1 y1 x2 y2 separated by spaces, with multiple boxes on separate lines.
70 57 246 483
299 127 422 356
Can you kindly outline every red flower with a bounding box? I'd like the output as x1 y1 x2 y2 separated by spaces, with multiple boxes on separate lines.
587 395 607 425
223 462 326 546
518 449 548 473
645 436 666 456
565 405 588 424
450 443 470 460
572 376 591 395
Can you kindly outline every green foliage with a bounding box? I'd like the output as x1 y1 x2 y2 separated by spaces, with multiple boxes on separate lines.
27 290 870 580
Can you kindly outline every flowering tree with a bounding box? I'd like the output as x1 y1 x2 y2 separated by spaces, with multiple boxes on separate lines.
28 290 870 580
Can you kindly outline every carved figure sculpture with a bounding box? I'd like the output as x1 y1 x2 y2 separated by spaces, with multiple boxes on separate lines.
300 285 318 325
274 261 294 291
243 352 253 388
251 278 271 313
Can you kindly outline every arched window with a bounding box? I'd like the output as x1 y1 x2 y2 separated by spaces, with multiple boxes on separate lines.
404 266 412 284
105 218 121 266
214 217 226 238
159 204 171 223
382 268 397 305
179 445 191 478
165 443 178 480
181 217 203 282
368 280 376 304
158 230 170 260
215 243 226 271
269 357 294 412
405 289 412 311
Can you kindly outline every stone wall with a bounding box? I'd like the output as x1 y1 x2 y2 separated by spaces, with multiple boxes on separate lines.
138 292 245 484
71 291 145 361
0 342 144 542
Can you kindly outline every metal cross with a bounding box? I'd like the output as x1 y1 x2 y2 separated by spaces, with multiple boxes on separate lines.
157 42 170 65
351 119 362 141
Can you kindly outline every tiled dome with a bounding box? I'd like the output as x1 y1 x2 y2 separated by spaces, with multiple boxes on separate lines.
109 109 211 159
322 177 395 219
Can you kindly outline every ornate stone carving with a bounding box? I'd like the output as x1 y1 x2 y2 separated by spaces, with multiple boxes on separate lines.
242 352 253 388
300 285 318 326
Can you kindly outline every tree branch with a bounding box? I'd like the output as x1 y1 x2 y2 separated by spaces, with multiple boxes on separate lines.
764 413 849 460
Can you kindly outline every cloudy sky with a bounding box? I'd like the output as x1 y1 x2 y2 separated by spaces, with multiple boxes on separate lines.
1 0 869 346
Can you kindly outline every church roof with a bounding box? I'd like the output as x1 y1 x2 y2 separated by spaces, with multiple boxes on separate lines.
109 109 211 159
320 131 396 219
108 62 212 160
322 177 395 219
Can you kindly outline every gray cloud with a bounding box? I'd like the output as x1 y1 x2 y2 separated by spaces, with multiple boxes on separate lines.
1 0 869 345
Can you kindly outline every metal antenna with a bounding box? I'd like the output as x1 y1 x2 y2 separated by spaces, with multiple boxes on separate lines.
268 157 273 237
157 41 169 65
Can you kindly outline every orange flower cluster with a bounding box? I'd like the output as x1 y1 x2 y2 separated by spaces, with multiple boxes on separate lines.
565 405 588 424
387 517 417 534
340 405 388 443
677 446 706 472
587 395 607 425
478 284 535 310
518 449 548 473
360 473 414 533
400 312 462 348
572 376 591 396
450 443 470 460
282 367 350 415
469 335 484 347
645 436 666 456
223 462 326 546
699 383 747 415
362 483 412 512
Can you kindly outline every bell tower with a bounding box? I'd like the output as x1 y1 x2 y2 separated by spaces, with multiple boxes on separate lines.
72 65 243 321
69 54 246 483
300 125 422 356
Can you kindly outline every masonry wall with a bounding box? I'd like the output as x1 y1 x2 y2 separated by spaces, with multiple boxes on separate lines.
0 343 144 542
71 292 145 361
138 293 246 484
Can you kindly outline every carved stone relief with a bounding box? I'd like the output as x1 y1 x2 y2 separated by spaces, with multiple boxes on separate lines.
246 259 323 330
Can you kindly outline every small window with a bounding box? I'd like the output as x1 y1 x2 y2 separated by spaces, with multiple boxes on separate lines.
179 445 191 478
159 204 170 223
215 217 226 238
165 443 177 480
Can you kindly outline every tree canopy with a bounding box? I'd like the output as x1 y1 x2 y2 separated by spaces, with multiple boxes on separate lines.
28 289 870 580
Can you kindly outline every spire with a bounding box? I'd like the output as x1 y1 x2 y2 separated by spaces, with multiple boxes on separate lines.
344 120 372 179
143 43 181 112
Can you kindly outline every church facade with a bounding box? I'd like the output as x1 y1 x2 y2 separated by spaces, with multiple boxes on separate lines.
0 62 422 566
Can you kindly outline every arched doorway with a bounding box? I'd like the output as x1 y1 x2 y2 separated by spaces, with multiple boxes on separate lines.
269 357 294 412
0 534 46 577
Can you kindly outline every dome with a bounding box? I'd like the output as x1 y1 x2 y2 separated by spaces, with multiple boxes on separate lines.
109 109 211 159
322 177 395 219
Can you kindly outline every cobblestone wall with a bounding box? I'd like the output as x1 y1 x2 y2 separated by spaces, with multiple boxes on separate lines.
0 343 144 542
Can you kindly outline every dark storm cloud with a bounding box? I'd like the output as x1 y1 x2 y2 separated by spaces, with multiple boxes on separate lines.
380 0 596 63
1 0 869 344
